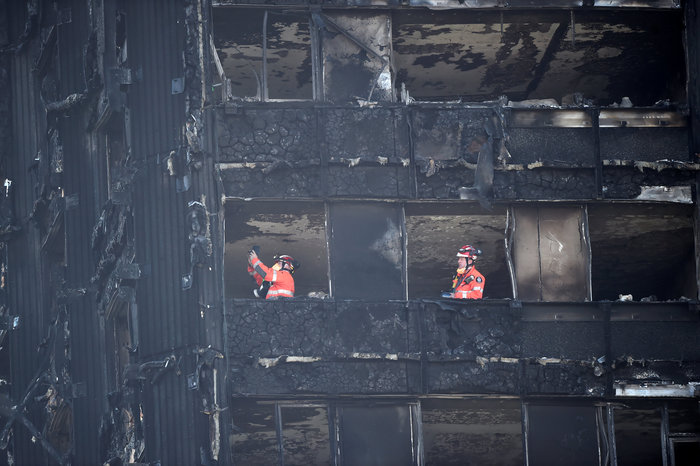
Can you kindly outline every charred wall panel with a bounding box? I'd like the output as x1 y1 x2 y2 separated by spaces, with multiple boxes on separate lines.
412 107 495 165
126 1 201 464
526 405 599 466
327 165 412 198
494 169 597 200
216 107 317 164
511 205 590 301
5 11 53 464
600 127 689 162
506 127 594 165
323 108 403 164
126 1 186 160
227 299 412 394
601 166 696 200
224 200 329 298
55 1 107 463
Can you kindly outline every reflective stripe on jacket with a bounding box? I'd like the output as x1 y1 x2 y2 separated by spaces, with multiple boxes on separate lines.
452 266 485 299
251 258 295 299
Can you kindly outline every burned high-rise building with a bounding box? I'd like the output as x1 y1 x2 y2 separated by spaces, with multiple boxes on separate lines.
0 0 699 464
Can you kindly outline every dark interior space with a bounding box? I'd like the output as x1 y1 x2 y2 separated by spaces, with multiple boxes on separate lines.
422 398 522 466
213 8 312 100
329 203 405 300
526 404 599 466
213 7 686 105
612 407 663 465
588 203 696 302
224 201 328 298
406 202 512 299
393 8 686 105
339 404 416 466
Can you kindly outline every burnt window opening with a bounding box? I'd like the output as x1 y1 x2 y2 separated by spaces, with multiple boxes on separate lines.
329 203 405 300
405 203 512 300
224 201 329 299
509 205 591 302
524 403 610 466
392 9 686 106
213 8 313 101
422 398 523 466
588 203 696 302
230 399 420 465
611 400 700 466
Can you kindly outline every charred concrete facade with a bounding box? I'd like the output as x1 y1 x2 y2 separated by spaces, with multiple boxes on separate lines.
1 0 700 465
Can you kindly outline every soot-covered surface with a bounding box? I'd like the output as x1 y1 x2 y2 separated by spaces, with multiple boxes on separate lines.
213 7 686 106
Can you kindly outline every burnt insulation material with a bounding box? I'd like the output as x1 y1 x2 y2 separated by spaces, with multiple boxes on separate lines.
327 166 413 198
600 127 689 162
231 361 411 394
493 169 597 200
323 108 403 164
217 108 317 164
507 127 595 165
601 165 696 199
219 166 325 197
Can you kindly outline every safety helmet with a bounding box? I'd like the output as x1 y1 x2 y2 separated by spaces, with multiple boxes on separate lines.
274 254 298 273
456 245 481 259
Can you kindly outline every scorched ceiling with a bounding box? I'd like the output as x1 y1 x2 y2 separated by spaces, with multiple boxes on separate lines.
213 6 686 105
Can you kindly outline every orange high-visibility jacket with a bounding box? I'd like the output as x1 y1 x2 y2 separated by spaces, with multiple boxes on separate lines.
250 258 295 299
451 266 485 299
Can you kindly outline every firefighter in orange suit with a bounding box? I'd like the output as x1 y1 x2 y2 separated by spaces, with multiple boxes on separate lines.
247 249 297 299
444 245 485 299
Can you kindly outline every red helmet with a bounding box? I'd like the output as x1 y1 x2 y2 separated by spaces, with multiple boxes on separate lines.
274 254 298 272
456 245 481 259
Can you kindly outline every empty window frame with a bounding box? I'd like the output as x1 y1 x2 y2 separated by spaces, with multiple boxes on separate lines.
213 8 313 101
524 403 601 466
509 205 591 302
328 202 405 300
230 400 419 465
224 201 329 299
405 203 512 299
422 398 523 466
392 9 686 106
588 203 696 302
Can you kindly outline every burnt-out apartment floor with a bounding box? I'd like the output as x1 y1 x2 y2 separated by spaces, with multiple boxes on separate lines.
1 0 700 465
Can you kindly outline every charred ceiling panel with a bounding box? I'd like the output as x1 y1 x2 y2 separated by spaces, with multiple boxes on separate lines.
588 203 695 301
321 11 393 103
213 8 312 100
405 203 511 299
511 205 590 301
393 9 685 105
422 399 523 466
224 201 328 298
330 203 404 299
